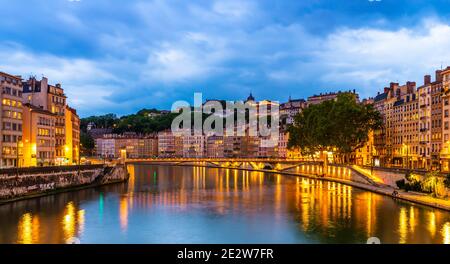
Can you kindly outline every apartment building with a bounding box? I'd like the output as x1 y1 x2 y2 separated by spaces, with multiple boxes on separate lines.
206 136 224 158
157 130 182 158
65 106 80 164
307 90 359 106
115 137 157 159
417 76 432 169
223 134 260 158
430 71 443 170
355 131 375 166
373 88 389 166
22 104 56 167
0 72 23 167
96 134 158 158
96 137 116 158
388 82 419 168
440 67 450 171
278 132 288 158
22 77 68 164
258 135 278 158
182 135 205 158
280 97 306 127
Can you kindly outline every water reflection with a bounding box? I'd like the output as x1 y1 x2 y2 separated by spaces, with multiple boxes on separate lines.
17 213 39 244
0 165 449 243
443 222 450 244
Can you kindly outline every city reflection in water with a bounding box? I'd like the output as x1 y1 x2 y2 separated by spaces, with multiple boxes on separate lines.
17 213 40 244
0 164 449 243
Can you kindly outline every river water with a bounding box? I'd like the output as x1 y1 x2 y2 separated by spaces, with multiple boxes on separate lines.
0 164 449 244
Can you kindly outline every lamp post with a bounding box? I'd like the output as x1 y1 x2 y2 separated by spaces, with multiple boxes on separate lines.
370 141 374 176
403 143 410 173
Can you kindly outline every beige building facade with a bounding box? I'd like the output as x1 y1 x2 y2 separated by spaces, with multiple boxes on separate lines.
0 72 23 167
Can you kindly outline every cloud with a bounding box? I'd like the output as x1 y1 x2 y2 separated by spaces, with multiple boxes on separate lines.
212 0 256 19
316 19 450 96
1 1 450 116
0 42 120 116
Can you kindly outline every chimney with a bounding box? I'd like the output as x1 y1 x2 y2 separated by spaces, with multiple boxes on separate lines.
384 87 390 93
390 82 399 90
406 81 416 93
436 70 443 83
424 75 431 85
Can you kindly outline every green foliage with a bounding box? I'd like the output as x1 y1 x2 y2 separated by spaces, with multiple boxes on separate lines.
113 112 179 134
288 93 383 158
80 113 118 132
404 180 423 193
396 179 405 189
80 110 179 134
445 174 450 188
80 131 95 154
398 171 446 197
397 177 423 192
422 171 446 197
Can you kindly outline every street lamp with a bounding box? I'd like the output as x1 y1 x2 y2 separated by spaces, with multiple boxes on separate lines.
370 141 374 176
403 143 410 171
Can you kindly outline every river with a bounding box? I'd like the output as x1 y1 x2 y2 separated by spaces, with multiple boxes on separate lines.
0 164 449 244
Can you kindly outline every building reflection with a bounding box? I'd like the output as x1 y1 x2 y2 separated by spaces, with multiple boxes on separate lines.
2 165 450 244
120 197 129 231
117 165 450 244
443 222 450 244
17 213 40 244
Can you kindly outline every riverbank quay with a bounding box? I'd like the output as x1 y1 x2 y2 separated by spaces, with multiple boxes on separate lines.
128 160 450 212
0 164 129 205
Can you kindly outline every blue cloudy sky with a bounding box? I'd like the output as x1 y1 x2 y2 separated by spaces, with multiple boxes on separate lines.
1 0 450 117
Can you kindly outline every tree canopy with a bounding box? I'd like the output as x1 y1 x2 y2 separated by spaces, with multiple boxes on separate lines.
80 110 178 134
288 93 382 159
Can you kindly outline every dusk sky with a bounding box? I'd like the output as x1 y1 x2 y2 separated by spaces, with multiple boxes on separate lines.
1 0 450 117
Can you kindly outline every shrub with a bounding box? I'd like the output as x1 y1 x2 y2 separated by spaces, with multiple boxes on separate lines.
422 171 446 197
407 180 424 192
396 179 405 189
444 174 450 189
397 177 423 193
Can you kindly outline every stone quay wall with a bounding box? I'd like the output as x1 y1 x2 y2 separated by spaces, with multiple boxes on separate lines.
0 164 128 202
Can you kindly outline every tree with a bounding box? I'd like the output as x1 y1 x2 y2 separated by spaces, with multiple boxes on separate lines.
422 171 446 197
80 113 118 132
80 131 95 156
288 93 382 163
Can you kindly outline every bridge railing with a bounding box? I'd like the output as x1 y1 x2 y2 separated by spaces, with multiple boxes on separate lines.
126 157 321 163
0 164 106 178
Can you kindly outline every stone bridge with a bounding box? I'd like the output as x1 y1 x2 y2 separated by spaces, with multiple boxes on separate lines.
127 158 381 186
127 158 320 170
